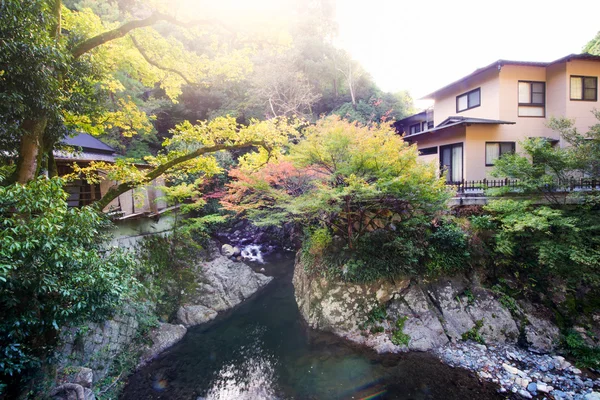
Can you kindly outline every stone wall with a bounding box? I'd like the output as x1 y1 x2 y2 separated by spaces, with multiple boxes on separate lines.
57 305 142 383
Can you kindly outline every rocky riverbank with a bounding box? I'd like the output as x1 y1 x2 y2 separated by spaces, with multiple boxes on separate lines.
438 341 600 399
293 259 559 353
293 258 600 398
52 243 273 400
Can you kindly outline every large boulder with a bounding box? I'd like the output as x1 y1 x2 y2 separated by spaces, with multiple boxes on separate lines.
293 258 410 353
176 305 218 327
220 244 240 257
520 302 561 353
176 250 273 327
387 285 449 351
424 276 520 344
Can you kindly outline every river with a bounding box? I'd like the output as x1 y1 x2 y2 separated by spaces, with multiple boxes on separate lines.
121 253 502 400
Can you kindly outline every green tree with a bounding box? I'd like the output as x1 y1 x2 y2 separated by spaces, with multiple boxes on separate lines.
0 177 137 394
583 30 600 55
0 0 251 184
490 113 600 204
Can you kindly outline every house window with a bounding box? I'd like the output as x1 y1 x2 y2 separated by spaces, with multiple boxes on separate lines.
419 146 437 156
421 121 428 131
456 88 481 112
518 81 545 117
485 142 515 166
427 121 434 129
570 76 597 101
409 123 421 135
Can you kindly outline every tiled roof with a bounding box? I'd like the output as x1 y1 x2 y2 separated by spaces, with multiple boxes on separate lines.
62 133 115 154
53 150 116 162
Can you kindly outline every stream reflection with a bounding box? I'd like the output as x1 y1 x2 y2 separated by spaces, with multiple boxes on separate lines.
122 254 502 400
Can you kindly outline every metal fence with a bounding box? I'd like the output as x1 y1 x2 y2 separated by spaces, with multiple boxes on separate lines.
448 178 600 195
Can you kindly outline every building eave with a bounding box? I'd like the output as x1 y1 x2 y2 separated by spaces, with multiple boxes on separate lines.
403 117 515 140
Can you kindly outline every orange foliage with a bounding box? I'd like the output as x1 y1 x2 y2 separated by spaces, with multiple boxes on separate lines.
221 161 321 214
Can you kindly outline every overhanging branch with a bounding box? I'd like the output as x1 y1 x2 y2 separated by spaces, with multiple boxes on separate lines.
71 12 231 59
95 140 267 210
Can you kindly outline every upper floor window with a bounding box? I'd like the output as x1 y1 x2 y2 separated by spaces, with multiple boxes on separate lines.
518 81 545 117
570 76 597 101
409 123 421 135
456 88 481 112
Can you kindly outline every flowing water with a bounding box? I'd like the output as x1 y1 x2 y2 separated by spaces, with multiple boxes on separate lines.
122 253 502 400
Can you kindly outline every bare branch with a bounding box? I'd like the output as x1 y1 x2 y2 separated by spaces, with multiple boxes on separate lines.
130 35 193 85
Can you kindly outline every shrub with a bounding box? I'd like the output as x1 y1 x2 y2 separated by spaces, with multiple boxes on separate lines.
562 329 600 369
0 178 136 393
391 316 410 346
425 220 470 275
461 319 485 344
135 234 200 322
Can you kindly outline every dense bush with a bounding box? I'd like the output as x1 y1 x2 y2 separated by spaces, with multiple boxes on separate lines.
483 199 600 294
562 329 600 369
0 178 136 395
300 217 472 283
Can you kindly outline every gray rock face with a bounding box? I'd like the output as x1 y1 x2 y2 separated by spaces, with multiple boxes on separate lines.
57 304 142 382
176 305 218 327
176 251 273 327
520 302 561 353
72 367 93 388
293 258 560 354
425 277 520 344
387 285 449 351
293 258 410 352
138 323 187 367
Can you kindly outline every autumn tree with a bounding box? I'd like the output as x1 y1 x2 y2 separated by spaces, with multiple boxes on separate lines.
223 116 455 281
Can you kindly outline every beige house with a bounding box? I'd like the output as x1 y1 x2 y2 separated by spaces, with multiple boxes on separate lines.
394 53 600 182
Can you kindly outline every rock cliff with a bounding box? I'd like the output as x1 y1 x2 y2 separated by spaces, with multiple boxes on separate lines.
293 258 560 354
175 249 273 327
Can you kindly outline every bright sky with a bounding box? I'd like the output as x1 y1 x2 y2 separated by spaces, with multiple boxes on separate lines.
335 0 600 106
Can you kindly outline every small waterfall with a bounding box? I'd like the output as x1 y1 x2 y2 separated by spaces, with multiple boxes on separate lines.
241 244 264 263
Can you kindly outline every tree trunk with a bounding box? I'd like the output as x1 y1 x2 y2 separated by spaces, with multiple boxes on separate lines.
13 118 48 184
348 65 356 110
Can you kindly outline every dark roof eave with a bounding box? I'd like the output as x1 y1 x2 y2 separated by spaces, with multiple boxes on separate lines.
403 119 515 140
